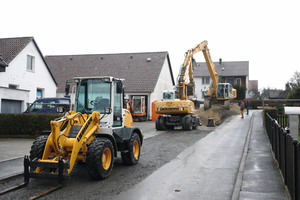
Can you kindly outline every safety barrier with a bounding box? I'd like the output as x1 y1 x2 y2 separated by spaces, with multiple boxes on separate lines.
265 113 299 200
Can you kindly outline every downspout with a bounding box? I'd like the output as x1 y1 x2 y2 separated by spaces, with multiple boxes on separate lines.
148 92 151 121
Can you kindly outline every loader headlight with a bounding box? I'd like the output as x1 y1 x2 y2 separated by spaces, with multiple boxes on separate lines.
105 107 112 114
74 78 80 83
103 78 111 82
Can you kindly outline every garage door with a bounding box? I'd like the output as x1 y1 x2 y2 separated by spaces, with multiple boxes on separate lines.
1 99 22 113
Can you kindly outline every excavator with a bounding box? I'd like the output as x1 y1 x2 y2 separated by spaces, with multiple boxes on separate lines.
24 76 143 185
124 96 147 121
202 42 237 110
154 41 206 131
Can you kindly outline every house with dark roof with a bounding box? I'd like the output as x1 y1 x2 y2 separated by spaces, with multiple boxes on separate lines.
193 59 249 101
262 89 283 99
0 37 57 113
45 52 175 120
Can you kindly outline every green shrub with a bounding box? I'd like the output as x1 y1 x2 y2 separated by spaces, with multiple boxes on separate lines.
263 108 278 119
0 113 64 138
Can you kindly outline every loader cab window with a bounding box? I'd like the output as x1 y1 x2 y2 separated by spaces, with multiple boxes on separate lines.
76 79 111 114
113 81 122 127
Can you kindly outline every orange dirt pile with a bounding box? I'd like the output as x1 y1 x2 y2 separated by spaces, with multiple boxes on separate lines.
196 104 240 126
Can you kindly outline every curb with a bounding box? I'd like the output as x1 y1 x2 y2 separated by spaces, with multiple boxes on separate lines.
0 156 24 164
231 113 254 200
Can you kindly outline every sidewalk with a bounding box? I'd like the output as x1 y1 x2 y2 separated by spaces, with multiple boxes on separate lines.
114 111 288 200
239 111 287 199
0 111 288 199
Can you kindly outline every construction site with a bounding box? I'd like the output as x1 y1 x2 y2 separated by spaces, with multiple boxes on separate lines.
196 104 241 126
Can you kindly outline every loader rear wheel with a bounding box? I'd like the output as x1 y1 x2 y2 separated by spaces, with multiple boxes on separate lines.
121 132 141 165
86 138 114 180
29 135 48 161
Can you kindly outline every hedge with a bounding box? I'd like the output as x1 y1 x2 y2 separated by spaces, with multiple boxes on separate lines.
0 113 64 138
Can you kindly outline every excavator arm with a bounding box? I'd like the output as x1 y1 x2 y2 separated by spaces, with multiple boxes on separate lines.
177 40 208 100
202 45 218 98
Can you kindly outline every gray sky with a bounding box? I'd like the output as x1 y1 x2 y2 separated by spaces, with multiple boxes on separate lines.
1 0 299 90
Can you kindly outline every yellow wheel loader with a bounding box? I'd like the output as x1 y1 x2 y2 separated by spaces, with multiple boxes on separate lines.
25 76 143 184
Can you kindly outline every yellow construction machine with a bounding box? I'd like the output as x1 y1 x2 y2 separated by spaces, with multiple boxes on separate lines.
25 76 143 184
154 41 207 131
202 42 237 110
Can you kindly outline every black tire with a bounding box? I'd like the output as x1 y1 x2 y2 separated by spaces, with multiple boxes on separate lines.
86 138 114 180
29 135 48 161
185 116 193 131
204 100 210 110
155 117 161 130
121 132 141 165
224 100 230 110
159 116 166 130
192 117 199 130
181 117 187 130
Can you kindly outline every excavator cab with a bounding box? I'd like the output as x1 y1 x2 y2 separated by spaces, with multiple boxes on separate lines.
162 90 178 100
217 83 233 99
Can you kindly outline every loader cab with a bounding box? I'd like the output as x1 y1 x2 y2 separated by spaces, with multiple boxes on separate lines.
73 76 124 128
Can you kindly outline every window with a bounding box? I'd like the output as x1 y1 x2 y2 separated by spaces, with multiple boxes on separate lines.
113 81 122 127
30 100 43 112
226 78 234 85
27 55 35 71
46 100 56 110
236 78 241 85
202 77 210 84
37 89 43 99
9 84 18 89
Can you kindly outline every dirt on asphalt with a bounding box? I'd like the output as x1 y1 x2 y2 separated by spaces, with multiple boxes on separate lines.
196 104 240 126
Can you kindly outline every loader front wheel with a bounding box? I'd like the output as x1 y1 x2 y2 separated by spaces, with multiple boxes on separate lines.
29 135 48 161
86 138 114 180
121 132 141 165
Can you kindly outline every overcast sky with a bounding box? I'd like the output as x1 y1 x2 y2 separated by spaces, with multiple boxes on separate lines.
1 0 299 90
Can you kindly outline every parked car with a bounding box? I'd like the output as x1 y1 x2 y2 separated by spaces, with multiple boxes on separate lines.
23 97 70 114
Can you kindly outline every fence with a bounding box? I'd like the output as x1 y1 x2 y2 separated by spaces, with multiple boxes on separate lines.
266 113 300 200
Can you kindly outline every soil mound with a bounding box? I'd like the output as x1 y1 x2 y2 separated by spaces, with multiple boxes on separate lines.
196 104 240 126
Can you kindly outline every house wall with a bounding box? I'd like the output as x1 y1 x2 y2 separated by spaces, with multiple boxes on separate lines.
194 75 249 101
152 57 174 101
0 41 57 113
195 77 211 101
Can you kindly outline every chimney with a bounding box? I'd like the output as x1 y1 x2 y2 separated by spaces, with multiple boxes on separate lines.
219 58 222 65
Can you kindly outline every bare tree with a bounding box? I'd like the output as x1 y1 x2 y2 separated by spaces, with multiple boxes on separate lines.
289 71 300 88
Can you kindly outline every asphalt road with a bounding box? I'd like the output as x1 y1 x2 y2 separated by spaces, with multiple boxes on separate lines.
0 122 213 200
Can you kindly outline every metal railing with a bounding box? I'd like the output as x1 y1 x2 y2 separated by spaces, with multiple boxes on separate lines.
265 113 299 200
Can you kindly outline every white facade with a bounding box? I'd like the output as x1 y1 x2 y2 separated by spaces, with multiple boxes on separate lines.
0 41 57 113
152 57 175 102
194 76 211 101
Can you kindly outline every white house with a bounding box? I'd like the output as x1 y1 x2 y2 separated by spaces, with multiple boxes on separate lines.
0 37 57 113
